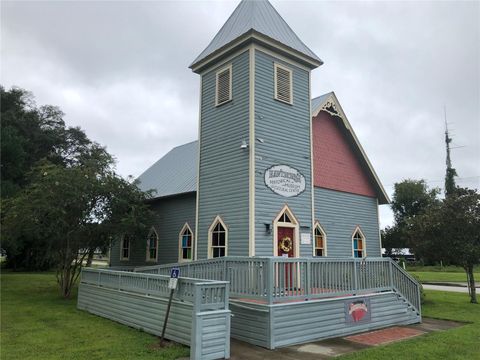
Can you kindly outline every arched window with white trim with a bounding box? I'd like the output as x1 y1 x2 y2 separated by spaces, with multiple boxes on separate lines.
314 222 327 257
352 227 366 258
179 223 194 262
120 234 131 261
146 228 159 262
208 216 228 258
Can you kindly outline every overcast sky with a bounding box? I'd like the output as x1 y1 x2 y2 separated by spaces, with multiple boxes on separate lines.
2 0 479 227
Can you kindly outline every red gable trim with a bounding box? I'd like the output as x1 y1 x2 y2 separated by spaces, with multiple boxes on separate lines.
313 111 377 198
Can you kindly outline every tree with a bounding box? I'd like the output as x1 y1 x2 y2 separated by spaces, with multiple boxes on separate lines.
1 85 154 297
409 187 480 303
2 157 154 298
1 86 78 198
391 180 440 224
1 86 98 270
382 179 439 253
381 226 408 256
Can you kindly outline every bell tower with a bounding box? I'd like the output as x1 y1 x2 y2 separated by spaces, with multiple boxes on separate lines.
191 0 322 259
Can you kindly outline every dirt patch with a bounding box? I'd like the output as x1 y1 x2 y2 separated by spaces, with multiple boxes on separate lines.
148 338 178 350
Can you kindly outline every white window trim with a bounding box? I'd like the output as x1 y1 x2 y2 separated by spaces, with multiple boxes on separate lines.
215 64 233 106
119 235 130 261
274 62 293 105
178 222 194 263
352 226 366 258
145 227 159 262
208 215 228 259
313 221 327 257
273 204 300 257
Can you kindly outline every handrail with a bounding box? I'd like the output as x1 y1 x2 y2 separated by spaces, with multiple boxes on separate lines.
81 267 229 310
390 259 421 314
132 256 421 315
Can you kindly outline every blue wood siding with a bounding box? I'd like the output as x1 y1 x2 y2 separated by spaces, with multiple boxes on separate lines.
254 49 313 256
78 275 231 359
230 301 270 347
270 292 419 348
229 292 419 349
197 50 251 258
314 187 381 257
110 192 196 267
78 284 194 345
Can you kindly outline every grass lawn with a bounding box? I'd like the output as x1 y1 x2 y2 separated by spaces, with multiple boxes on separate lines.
340 290 480 360
1 272 189 360
406 265 479 272
2 272 479 360
409 271 479 283
405 265 480 283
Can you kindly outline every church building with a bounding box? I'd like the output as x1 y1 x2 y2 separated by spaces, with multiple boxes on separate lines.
110 0 389 268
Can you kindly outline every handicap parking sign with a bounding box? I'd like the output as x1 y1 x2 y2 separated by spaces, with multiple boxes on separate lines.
170 267 180 279
168 268 180 290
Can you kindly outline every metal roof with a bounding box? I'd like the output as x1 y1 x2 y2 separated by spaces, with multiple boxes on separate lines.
190 0 322 70
137 140 198 199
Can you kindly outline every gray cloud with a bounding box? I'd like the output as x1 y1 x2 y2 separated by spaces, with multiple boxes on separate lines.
2 0 479 227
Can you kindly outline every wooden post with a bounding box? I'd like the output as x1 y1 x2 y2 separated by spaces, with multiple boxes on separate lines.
353 260 358 296
305 259 311 300
267 257 274 304
389 259 394 290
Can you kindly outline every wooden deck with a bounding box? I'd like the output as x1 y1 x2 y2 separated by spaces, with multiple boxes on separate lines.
133 256 422 349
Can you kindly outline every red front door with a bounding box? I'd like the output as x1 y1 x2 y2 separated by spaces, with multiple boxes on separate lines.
277 227 294 289
277 227 294 257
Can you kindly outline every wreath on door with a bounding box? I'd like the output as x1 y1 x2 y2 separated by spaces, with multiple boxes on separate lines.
280 236 293 253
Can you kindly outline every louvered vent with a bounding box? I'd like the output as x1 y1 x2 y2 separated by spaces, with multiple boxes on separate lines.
216 66 232 106
275 64 292 104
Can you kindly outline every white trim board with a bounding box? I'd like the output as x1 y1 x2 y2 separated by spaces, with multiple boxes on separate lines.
190 30 322 73
248 45 256 257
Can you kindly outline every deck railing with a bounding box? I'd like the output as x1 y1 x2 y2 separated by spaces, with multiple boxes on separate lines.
134 256 421 314
79 268 231 359
81 268 229 311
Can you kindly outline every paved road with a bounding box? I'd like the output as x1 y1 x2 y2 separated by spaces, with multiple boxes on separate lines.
423 284 472 293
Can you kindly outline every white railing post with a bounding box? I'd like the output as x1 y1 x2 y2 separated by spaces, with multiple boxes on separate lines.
389 259 394 290
305 259 311 299
267 257 274 304
224 258 228 282
353 260 358 295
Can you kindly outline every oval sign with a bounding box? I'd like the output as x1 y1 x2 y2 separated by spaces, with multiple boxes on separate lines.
264 165 306 198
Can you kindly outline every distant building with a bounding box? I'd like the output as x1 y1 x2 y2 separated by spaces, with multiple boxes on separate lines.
111 0 389 268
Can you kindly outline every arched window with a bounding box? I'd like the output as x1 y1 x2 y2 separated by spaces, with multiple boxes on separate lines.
146 228 158 262
179 223 194 262
208 216 228 258
120 235 131 261
314 222 327 257
352 227 366 258
279 211 292 223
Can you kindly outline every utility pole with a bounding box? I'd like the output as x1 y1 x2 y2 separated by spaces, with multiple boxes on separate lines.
444 106 457 197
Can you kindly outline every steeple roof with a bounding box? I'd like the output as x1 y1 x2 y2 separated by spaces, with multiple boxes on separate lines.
190 0 322 72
